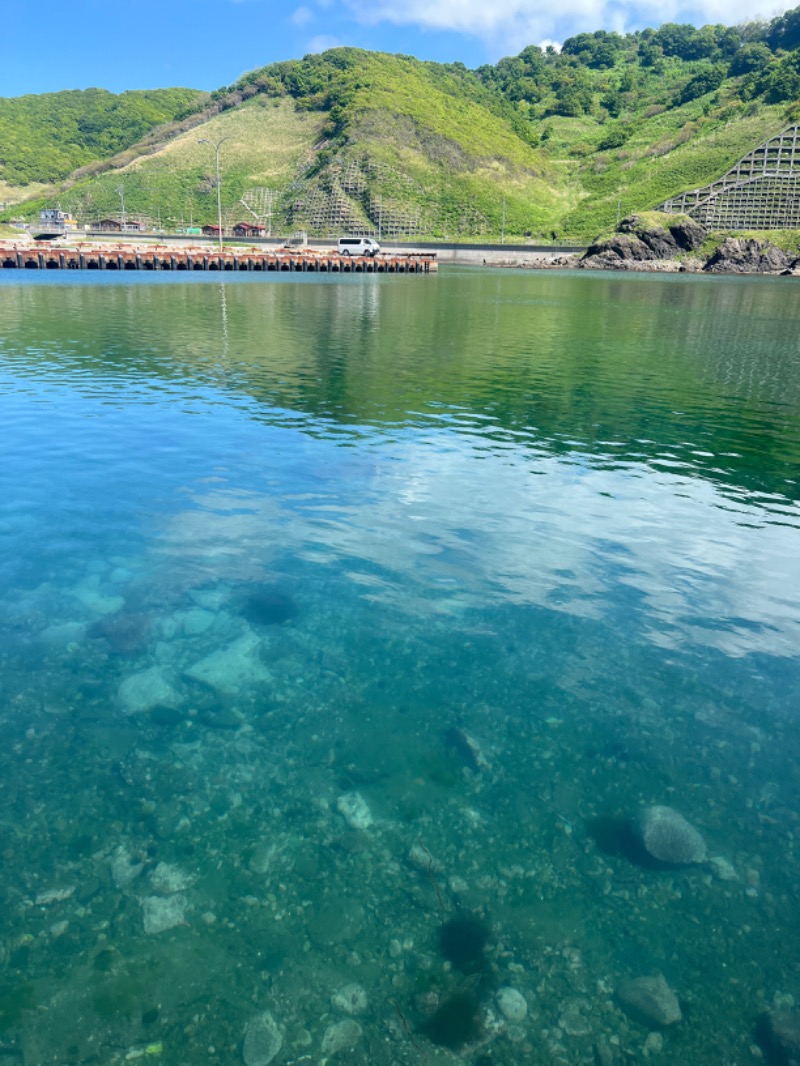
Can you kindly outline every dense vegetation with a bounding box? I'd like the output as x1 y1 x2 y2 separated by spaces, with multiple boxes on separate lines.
0 88 204 185
2 5 800 240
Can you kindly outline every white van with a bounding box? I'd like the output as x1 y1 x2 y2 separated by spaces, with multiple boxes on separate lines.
337 236 381 257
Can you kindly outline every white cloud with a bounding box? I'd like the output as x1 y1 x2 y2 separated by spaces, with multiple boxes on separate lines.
306 33 345 51
340 0 786 54
291 6 315 26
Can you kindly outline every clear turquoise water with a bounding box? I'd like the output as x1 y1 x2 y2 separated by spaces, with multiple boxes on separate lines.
0 268 799 1064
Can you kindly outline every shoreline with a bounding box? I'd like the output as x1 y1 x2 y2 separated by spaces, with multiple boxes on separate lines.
1 232 798 278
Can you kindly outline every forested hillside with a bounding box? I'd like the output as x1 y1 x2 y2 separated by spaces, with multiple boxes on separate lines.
2 6 800 240
0 87 205 186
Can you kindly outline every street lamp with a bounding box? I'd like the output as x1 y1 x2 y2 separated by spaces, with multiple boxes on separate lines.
198 136 229 251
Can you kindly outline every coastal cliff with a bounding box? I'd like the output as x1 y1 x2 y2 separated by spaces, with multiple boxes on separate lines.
578 214 800 275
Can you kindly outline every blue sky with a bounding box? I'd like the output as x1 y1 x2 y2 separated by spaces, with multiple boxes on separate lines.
2 0 788 98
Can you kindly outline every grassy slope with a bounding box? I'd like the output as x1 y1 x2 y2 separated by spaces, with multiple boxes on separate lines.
93 98 328 227
318 53 577 236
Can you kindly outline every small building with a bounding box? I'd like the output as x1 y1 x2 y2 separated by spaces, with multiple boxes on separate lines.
39 207 78 231
97 219 122 232
122 220 146 232
232 222 265 238
202 224 224 237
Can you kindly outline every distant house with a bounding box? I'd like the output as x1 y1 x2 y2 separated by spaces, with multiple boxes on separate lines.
202 224 223 237
97 219 122 232
123 220 146 232
232 222 265 238
39 207 77 231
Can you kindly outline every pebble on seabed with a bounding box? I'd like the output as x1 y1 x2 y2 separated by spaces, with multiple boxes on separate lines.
331 983 368 1015
496 987 528 1023
336 791 373 829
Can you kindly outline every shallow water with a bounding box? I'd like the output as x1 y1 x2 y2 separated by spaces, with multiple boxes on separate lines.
0 267 799 1064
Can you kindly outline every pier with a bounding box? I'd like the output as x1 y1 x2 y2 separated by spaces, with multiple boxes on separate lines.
0 243 436 274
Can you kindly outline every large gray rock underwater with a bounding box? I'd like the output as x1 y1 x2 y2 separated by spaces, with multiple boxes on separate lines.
633 805 707 865
242 1011 282 1066
616 974 682 1027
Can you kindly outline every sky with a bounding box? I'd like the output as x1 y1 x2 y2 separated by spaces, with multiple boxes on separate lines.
1 0 791 98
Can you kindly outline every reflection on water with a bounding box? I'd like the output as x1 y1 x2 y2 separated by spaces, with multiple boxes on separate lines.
0 269 799 1064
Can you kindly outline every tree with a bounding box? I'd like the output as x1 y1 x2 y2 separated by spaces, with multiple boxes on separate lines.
755 48 800 101
677 63 727 104
728 42 772 75
767 5 800 51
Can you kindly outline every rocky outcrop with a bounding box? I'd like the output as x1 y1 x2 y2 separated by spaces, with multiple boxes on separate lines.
580 216 800 275
703 237 800 274
580 214 706 270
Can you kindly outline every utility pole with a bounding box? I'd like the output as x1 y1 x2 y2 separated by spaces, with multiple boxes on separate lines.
117 185 126 231
501 195 506 244
198 136 229 251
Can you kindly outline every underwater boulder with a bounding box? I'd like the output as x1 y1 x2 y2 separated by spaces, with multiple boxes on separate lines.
633 805 707 865
616 974 682 1027
89 611 151 654
243 1011 282 1066
496 986 528 1023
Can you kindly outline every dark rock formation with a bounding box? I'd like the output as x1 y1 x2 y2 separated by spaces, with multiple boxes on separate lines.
580 215 800 275
669 217 706 251
580 215 707 270
703 237 798 274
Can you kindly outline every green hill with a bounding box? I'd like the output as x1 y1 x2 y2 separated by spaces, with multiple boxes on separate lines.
2 8 800 241
0 87 205 202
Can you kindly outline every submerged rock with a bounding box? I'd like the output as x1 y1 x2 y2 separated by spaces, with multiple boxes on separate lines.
184 633 270 695
321 1019 362 1056
243 1011 282 1066
88 611 151 654
142 893 187 934
149 862 194 895
633 805 707 865
336 791 373 830
331 983 368 1015
40 621 87 646
496 987 528 1023
616 974 682 1027
766 1009 800 1061
118 666 180 715
109 845 144 889
708 855 738 882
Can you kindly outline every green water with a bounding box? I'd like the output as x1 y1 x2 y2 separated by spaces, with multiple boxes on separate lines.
0 268 798 1064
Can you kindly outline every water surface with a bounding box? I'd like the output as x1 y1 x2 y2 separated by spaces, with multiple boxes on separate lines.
0 268 799 1064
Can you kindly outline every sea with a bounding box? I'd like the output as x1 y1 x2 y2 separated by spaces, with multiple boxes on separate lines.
0 266 798 1065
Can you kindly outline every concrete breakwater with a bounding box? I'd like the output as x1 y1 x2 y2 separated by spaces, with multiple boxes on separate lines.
0 243 437 274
